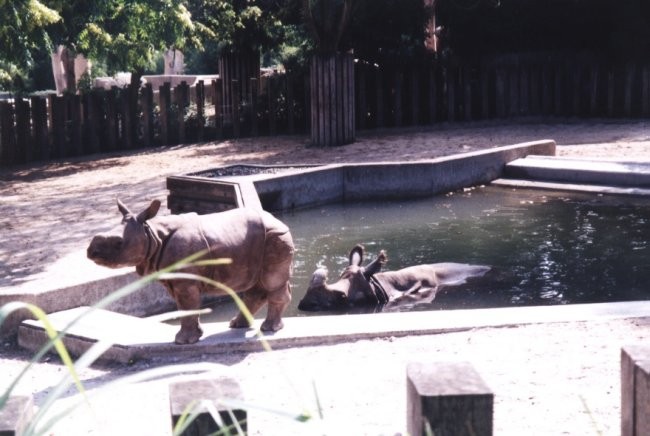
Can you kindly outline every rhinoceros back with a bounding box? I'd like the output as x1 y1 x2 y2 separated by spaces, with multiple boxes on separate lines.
148 208 293 292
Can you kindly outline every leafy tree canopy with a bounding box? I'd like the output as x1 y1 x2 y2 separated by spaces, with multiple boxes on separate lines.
0 0 60 89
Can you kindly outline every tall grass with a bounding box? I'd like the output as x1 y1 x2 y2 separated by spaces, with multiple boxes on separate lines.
0 252 316 435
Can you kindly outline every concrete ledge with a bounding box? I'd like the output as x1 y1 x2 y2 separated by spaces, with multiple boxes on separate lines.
168 140 556 213
491 178 650 196
504 155 650 187
17 301 650 364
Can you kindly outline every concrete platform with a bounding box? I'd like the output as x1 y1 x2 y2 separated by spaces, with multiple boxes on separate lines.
17 301 650 364
491 178 650 196
503 155 650 188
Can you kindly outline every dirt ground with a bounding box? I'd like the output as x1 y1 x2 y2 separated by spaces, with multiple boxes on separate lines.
1 119 650 434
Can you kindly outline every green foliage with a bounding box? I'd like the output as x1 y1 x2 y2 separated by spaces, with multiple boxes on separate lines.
70 0 197 74
0 0 60 91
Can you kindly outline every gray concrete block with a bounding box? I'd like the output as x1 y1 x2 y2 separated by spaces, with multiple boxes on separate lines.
407 361 493 436
622 345 650 436
169 377 246 435
0 396 34 436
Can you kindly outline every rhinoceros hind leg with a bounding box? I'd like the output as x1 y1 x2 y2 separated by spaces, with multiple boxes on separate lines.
229 287 268 329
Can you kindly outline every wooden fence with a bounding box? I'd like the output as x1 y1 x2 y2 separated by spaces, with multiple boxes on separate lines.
2 52 650 166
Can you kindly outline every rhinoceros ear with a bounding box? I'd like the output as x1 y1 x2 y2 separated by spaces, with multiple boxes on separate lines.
117 199 131 217
363 250 387 279
136 199 161 223
349 244 364 266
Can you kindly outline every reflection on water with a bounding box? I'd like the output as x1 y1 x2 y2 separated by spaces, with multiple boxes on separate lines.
204 186 650 321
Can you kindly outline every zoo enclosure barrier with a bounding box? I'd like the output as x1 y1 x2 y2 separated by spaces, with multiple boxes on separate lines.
1 51 650 166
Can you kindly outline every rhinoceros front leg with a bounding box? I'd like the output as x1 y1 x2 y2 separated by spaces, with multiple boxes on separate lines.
169 283 204 345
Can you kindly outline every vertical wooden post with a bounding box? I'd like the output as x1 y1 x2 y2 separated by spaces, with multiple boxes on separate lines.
195 80 205 142
232 79 241 138
407 362 493 436
428 64 438 124
50 95 66 158
495 67 506 118
554 64 564 116
623 62 635 117
621 345 650 436
642 64 650 117
411 68 421 125
267 77 276 136
530 65 541 115
119 87 132 149
480 63 490 119
541 64 553 116
303 73 310 132
607 69 615 117
447 65 456 122
141 83 154 147
14 98 31 163
176 81 189 144
213 79 223 139
159 82 171 146
106 87 119 151
309 53 355 146
82 91 99 154
356 64 367 130
250 78 258 136
589 63 600 117
463 66 472 121
508 65 519 117
69 95 82 155
31 96 49 161
394 69 404 127
376 68 384 128
0 101 16 165
519 65 529 116
287 74 295 134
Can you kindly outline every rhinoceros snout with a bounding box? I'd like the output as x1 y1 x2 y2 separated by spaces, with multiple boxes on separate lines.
87 235 123 264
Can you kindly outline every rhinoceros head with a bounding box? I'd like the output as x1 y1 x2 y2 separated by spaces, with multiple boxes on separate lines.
87 199 161 268
298 245 386 311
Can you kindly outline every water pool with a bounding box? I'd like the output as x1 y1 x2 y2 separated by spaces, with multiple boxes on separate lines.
204 185 650 320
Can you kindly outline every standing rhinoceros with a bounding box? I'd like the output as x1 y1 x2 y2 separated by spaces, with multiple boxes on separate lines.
87 199 294 344
298 245 490 311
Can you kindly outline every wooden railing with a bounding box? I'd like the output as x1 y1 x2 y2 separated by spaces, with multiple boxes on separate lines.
1 52 649 166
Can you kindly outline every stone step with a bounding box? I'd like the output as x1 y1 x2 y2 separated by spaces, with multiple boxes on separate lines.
17 301 650 364
503 155 650 188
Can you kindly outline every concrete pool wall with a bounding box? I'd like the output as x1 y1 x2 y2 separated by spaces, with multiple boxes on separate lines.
168 139 556 213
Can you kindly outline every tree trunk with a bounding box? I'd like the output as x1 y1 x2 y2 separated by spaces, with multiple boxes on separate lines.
310 52 355 147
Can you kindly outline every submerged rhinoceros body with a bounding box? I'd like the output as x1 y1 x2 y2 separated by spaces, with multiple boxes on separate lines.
87 199 294 344
298 245 490 311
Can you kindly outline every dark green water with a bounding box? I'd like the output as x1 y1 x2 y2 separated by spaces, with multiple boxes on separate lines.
205 186 650 320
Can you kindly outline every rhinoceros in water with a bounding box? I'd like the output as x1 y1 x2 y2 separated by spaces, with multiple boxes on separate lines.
87 199 294 344
298 245 490 311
